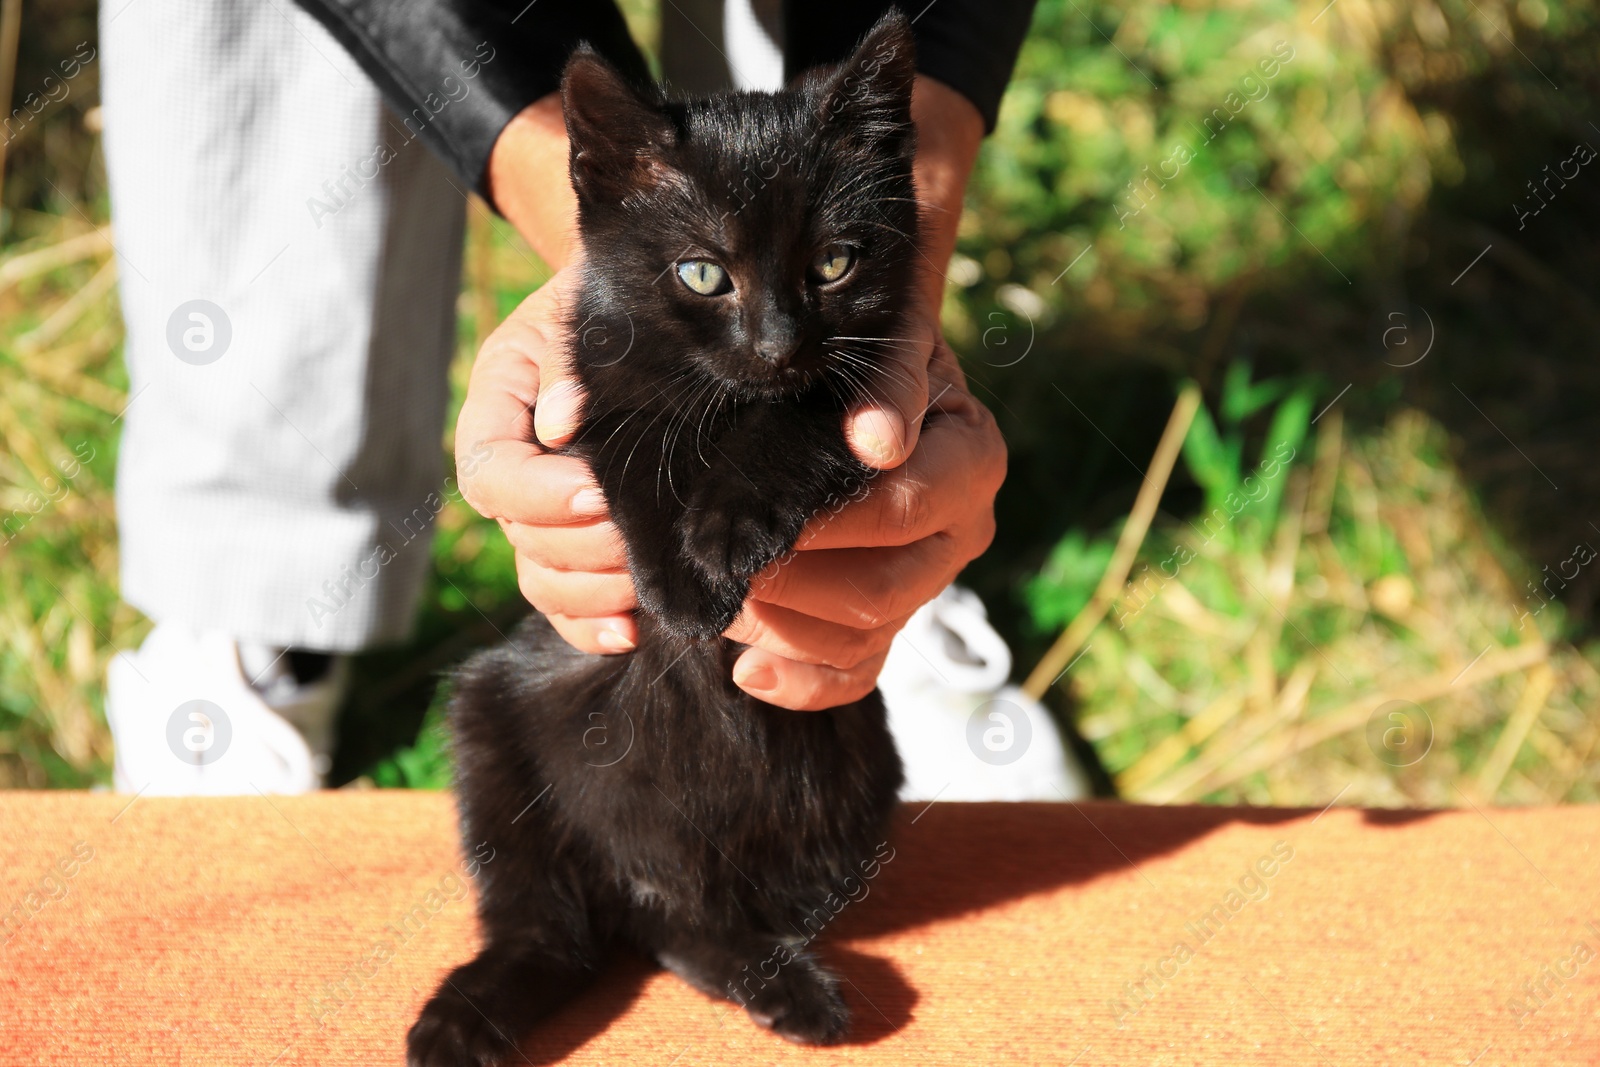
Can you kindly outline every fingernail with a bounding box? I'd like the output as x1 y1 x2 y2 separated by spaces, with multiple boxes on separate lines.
571 487 607 516
855 408 905 464
535 383 583 444
734 663 778 692
596 626 635 652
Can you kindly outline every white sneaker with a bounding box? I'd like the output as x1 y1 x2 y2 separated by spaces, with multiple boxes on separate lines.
106 624 348 795
879 586 1090 802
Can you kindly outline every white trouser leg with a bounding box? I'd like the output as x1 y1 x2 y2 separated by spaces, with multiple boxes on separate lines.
102 0 466 652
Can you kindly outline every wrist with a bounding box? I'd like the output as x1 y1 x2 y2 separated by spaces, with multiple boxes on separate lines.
487 92 578 271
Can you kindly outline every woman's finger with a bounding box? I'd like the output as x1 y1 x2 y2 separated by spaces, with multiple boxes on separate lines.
547 612 638 654
455 270 598 524
724 600 906 671
499 517 628 572
515 554 637 619
458 451 607 526
731 646 892 712
796 383 1005 552
747 534 966 629
841 299 936 470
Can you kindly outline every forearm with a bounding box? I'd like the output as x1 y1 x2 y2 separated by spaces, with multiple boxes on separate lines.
910 74 984 305
486 93 578 271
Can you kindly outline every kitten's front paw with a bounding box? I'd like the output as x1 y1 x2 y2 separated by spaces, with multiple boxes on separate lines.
407 983 519 1067
645 568 747 639
679 484 796 583
743 966 851 1045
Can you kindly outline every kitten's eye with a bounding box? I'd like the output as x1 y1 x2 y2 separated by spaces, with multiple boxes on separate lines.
811 244 856 284
676 260 730 296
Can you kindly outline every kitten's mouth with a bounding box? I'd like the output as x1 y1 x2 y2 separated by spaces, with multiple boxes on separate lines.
739 364 822 400
721 359 821 400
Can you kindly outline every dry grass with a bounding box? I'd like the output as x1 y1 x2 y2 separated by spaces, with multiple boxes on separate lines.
0 209 131 786
1064 407 1600 808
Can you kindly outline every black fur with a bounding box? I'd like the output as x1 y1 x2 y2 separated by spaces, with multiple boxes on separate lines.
408 14 917 1065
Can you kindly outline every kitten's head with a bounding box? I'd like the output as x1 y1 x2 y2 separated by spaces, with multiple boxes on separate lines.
562 13 919 402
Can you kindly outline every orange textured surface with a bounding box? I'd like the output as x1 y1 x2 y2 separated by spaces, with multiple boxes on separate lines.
2 792 1597 1065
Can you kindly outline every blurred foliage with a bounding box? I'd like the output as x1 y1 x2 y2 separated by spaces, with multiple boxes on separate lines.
0 0 101 234
950 0 1600 730
0 224 122 786
366 686 451 789
1024 369 1600 806
1024 530 1112 635
950 0 1593 341
1026 362 1314 636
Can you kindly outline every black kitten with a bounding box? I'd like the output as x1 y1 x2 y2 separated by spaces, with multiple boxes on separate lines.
408 14 917 1066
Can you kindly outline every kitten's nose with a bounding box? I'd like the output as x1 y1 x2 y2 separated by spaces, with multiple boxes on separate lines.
755 337 801 368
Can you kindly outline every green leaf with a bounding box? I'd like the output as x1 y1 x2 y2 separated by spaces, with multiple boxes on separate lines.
1220 361 1287 424
1023 528 1116 633
1249 385 1315 532
1181 403 1242 509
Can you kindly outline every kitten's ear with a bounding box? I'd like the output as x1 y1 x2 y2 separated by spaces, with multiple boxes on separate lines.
562 48 679 202
815 12 917 158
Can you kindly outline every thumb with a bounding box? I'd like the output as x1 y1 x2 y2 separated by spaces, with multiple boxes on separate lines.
844 304 934 470
524 269 587 448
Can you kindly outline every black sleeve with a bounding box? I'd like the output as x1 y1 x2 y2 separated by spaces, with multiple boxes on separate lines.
293 0 650 199
783 1 1039 133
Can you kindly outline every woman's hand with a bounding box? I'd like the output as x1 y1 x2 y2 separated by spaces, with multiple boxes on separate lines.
454 266 642 654
726 317 1005 710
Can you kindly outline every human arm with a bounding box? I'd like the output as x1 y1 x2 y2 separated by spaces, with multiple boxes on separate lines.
290 0 648 199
